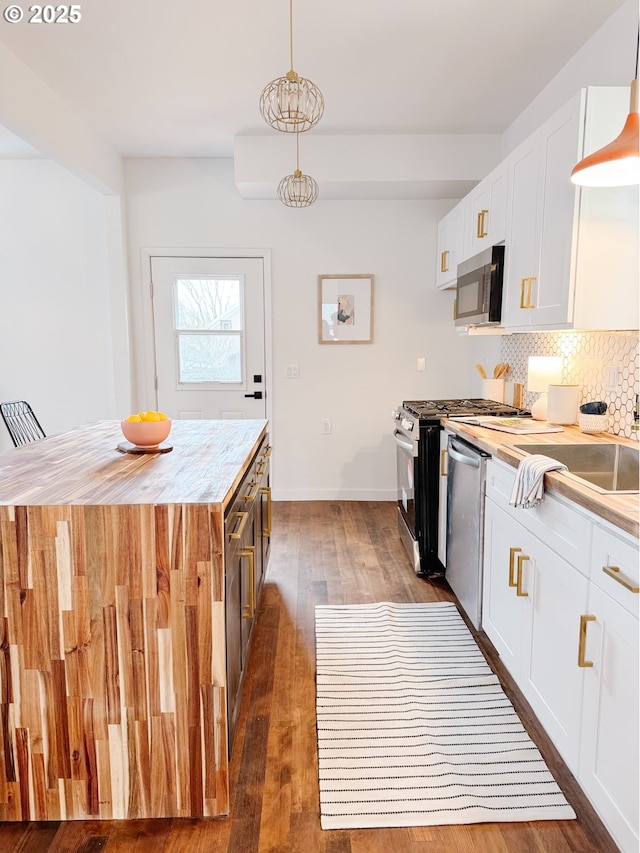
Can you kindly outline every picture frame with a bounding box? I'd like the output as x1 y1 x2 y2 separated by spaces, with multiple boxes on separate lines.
318 274 374 344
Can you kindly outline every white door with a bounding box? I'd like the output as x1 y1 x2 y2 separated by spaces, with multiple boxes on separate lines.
150 256 267 419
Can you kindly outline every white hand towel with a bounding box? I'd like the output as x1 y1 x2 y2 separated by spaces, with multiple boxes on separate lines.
509 454 568 509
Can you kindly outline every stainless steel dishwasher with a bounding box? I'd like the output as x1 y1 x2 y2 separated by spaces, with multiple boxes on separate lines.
446 434 490 630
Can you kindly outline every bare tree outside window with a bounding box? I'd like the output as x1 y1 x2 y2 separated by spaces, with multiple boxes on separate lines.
174 278 244 382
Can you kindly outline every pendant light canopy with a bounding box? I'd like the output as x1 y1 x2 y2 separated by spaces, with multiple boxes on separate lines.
278 134 319 207
259 0 324 133
570 30 640 187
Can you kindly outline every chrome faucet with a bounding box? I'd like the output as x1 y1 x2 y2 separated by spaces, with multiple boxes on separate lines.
633 394 639 432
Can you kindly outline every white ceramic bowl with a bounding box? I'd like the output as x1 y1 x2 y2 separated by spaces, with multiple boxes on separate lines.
578 413 607 435
121 419 172 447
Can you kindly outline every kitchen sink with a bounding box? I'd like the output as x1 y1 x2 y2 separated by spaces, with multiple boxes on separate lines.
512 443 640 494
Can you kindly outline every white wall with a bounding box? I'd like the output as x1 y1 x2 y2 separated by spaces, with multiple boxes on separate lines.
0 160 119 451
502 0 635 154
124 158 500 499
0 43 124 196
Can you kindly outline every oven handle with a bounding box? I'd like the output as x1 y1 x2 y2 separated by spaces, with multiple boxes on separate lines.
393 430 416 455
448 440 481 468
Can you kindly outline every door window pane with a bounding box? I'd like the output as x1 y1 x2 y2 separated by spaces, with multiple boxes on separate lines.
175 278 242 330
178 334 242 383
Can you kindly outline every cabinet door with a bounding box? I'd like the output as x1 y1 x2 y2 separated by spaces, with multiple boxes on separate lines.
259 478 272 587
240 538 257 657
225 539 243 745
579 583 639 853
502 132 541 328
521 536 589 774
437 431 448 566
466 161 508 257
532 93 582 328
482 498 531 679
435 201 465 290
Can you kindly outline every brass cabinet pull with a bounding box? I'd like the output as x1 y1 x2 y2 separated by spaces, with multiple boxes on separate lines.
526 276 536 308
261 486 272 536
228 510 249 540
519 277 536 309
516 554 529 597
243 480 259 502
440 250 449 273
508 547 522 587
241 545 256 619
477 209 489 238
602 565 639 593
256 463 267 477
440 449 447 477
578 614 596 667
261 444 272 458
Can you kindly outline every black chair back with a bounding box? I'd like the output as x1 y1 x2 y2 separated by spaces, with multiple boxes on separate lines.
0 400 46 447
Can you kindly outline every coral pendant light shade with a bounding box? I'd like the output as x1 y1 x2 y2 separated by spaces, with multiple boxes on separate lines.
571 79 640 187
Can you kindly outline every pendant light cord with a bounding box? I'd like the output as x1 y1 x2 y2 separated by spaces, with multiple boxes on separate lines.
289 0 294 71
296 132 300 171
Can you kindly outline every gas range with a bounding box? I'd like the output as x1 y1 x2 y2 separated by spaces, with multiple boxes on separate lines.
392 397 530 580
402 398 531 420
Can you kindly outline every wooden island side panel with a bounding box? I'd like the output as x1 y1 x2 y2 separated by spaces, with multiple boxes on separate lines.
0 419 268 821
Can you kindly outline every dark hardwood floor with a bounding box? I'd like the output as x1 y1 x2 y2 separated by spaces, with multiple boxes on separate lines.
0 501 619 852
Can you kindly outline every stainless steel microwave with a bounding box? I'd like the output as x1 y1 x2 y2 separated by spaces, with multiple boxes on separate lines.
454 245 505 327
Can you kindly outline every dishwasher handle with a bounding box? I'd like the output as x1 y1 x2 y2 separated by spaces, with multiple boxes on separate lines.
448 436 490 468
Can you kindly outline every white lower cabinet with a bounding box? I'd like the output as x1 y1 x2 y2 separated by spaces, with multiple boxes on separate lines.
578 526 639 853
482 458 639 852
483 497 531 677
483 496 588 773
521 531 588 774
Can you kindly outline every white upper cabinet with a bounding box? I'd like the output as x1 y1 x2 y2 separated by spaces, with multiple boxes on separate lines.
502 87 639 331
464 160 508 258
435 199 466 290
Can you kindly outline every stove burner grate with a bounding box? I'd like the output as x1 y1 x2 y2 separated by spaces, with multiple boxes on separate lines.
402 398 531 419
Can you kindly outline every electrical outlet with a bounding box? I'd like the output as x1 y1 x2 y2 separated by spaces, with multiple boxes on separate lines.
322 419 332 434
602 365 618 391
285 363 300 378
417 357 426 372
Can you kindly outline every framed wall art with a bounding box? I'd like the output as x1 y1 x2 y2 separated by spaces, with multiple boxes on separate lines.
318 274 374 344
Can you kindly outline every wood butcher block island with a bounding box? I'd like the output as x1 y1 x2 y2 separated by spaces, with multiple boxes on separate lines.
0 419 269 822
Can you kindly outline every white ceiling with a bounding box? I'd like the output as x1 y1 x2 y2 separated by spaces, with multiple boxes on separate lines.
0 0 627 158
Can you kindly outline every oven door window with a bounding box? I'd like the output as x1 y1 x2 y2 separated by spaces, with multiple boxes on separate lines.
396 441 416 534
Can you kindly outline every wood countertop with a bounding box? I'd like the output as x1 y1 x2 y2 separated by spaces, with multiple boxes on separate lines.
444 421 639 539
0 419 268 508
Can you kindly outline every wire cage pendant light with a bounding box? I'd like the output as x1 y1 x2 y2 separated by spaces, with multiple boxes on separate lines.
259 0 324 133
571 27 640 187
278 133 319 207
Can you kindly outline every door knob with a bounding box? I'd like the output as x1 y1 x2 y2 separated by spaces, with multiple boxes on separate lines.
244 391 263 399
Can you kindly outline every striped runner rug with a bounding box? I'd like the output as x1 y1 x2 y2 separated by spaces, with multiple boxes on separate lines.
315 601 576 830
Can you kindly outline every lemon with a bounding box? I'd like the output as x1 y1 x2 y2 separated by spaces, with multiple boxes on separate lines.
156 412 168 421
125 414 142 423
142 411 162 422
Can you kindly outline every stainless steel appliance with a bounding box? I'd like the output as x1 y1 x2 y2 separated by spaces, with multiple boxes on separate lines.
392 398 530 578
445 435 490 629
454 245 505 327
